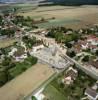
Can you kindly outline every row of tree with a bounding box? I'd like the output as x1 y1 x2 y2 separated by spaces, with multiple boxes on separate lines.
0 15 3 26
12 15 38 28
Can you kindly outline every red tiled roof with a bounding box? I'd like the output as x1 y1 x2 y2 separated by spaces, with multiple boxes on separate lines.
89 60 98 69
87 35 98 41
89 45 97 49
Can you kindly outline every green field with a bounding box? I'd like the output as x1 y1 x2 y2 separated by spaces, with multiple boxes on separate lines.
43 84 65 100
8 56 38 78
36 18 81 28
0 4 37 13
17 5 98 29
0 38 17 48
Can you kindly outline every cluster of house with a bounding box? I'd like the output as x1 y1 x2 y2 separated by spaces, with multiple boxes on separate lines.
62 67 98 100
8 42 28 62
74 35 98 53
84 60 98 73
29 28 49 36
8 47 27 62
8 40 45 62
0 22 13 40
0 24 19 41
0 16 24 40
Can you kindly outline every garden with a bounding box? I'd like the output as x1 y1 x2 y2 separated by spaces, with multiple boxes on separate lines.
43 67 96 100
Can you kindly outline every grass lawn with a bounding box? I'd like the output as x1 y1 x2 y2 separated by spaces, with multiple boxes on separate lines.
43 84 66 100
8 56 38 79
0 38 17 48
8 62 31 78
43 68 96 100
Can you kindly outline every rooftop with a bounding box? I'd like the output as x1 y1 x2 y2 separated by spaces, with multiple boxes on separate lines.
85 87 98 98
14 47 25 57
89 60 98 69
65 67 78 80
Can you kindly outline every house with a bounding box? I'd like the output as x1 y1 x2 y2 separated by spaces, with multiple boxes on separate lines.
85 87 98 100
15 30 22 38
13 47 27 62
87 35 98 46
32 45 44 53
89 60 98 70
8 47 17 56
22 26 29 30
78 29 83 34
89 45 97 52
30 28 48 36
73 44 82 53
0 35 7 40
81 42 88 50
74 35 98 53
65 30 73 35
84 60 98 73
33 88 45 100
62 67 78 85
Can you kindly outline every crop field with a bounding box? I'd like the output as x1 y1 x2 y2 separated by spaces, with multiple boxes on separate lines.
0 63 55 100
18 5 98 29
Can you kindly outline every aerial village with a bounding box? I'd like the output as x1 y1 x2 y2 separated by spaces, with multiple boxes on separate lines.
1 11 98 100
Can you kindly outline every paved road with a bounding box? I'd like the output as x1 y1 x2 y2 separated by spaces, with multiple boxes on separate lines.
64 54 98 80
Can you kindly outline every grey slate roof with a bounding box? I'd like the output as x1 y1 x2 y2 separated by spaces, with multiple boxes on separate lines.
85 88 98 98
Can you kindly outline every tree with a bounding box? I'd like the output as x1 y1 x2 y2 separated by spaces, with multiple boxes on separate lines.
82 55 89 62
52 17 55 20
26 16 31 21
25 56 38 65
0 71 8 87
65 42 72 48
66 50 76 57
2 57 11 67
95 50 98 56
22 36 37 48
60 26 67 33
0 48 7 55
41 17 45 22
31 96 37 100
0 15 3 25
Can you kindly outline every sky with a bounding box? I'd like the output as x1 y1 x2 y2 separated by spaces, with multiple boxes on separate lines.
0 0 43 3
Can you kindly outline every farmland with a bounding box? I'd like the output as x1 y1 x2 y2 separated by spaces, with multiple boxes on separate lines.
0 63 55 100
18 5 98 29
